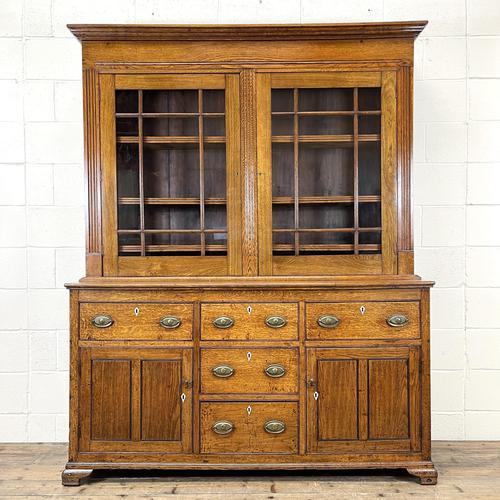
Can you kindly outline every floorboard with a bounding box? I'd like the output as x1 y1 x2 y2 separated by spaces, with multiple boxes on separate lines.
0 442 499 498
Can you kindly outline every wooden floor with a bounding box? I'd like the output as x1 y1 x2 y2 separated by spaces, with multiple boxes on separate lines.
0 442 499 498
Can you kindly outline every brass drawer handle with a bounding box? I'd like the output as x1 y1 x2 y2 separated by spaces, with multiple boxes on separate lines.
212 365 235 378
91 314 113 328
265 316 287 328
264 420 286 434
159 316 181 329
264 364 286 378
212 420 234 435
317 315 340 328
213 316 234 329
387 314 409 327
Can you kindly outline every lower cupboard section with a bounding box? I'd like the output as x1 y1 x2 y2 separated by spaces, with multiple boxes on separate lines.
77 346 422 457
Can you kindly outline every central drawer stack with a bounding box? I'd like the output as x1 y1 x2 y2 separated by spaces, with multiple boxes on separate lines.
199 302 300 454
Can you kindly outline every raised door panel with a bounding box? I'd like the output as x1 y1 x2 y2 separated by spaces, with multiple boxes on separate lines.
90 360 131 441
80 347 192 453
100 73 242 277
317 359 358 440
307 347 420 453
256 71 397 276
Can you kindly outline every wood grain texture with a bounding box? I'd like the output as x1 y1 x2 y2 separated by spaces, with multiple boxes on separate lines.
368 359 409 439
70 22 428 42
305 301 420 340
80 302 194 340
201 302 298 340
271 71 381 88
200 347 298 394
240 69 259 275
82 69 102 276
200 402 298 454
381 71 398 274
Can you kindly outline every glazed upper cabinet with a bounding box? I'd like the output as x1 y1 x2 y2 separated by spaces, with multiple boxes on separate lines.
99 69 398 278
101 73 242 277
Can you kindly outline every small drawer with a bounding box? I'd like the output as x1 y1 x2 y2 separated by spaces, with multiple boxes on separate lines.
306 301 420 340
201 348 298 394
80 302 193 340
200 402 298 454
201 302 298 340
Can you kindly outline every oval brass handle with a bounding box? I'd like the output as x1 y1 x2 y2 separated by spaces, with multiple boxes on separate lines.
213 316 234 329
387 314 409 327
265 316 287 328
159 316 181 329
212 420 234 435
91 314 113 328
264 420 286 434
317 315 340 328
264 364 286 378
212 365 235 378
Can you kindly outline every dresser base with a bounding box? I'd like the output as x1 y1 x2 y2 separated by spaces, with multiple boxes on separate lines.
62 461 437 486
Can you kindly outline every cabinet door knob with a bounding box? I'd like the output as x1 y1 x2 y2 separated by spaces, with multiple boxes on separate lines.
264 364 286 378
212 365 235 378
159 316 181 329
387 314 409 327
91 314 113 328
212 420 234 435
317 315 340 328
265 316 287 328
264 420 286 434
213 316 234 329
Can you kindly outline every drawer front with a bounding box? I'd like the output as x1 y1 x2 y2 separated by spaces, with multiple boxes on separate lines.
201 348 298 394
306 301 420 340
201 302 298 340
200 402 298 454
80 302 193 340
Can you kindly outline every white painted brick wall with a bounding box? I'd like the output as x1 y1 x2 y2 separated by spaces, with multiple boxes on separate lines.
0 0 498 442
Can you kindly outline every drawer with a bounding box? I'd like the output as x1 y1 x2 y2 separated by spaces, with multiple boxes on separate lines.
306 301 420 340
201 348 298 394
80 302 193 340
201 302 298 340
200 402 298 454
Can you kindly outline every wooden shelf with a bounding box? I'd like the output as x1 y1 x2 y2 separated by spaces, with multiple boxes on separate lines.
272 195 380 205
118 197 226 205
119 244 227 253
272 227 382 233
271 134 380 143
116 112 225 118
273 243 381 252
117 136 226 144
118 229 226 234
271 110 381 116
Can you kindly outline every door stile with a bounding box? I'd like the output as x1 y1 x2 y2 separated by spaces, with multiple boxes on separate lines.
240 69 259 276
256 73 273 275
99 73 118 276
225 74 243 275
381 71 398 274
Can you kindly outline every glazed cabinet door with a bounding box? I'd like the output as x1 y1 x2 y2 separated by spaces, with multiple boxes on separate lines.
79 347 192 453
100 73 241 277
307 347 420 453
256 71 397 276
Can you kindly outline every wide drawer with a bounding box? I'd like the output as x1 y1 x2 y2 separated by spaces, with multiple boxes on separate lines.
306 301 420 340
200 402 298 454
201 302 298 340
80 302 193 340
201 348 298 394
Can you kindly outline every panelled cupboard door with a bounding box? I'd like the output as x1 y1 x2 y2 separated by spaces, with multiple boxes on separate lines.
256 71 398 276
79 347 192 453
100 73 242 277
307 347 420 453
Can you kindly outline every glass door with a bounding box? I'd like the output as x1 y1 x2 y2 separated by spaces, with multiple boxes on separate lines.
257 72 397 275
101 74 241 277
